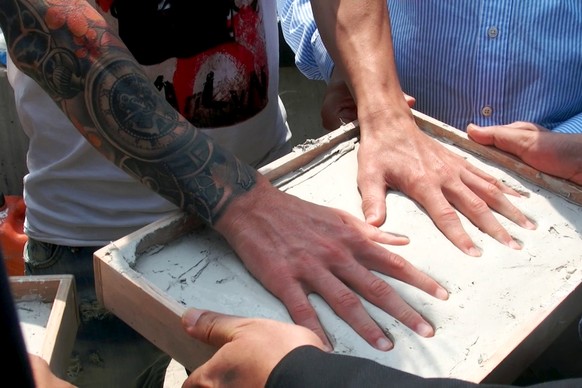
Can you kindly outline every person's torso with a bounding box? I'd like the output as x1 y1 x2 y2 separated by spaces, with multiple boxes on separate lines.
389 1 582 133
8 0 290 246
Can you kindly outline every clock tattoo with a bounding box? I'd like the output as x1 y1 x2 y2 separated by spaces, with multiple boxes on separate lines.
86 57 188 160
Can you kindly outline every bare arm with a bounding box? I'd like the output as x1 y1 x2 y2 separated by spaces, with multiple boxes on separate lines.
308 0 405 123
0 0 449 351
0 0 255 225
309 0 535 256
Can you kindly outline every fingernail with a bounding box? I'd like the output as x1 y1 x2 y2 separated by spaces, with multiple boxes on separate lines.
436 287 449 300
467 123 479 130
416 322 434 338
508 239 522 250
182 308 203 327
524 219 537 230
375 337 393 351
467 246 481 257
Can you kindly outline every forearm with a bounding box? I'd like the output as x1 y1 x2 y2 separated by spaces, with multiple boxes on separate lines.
0 0 257 225
539 132 582 185
309 0 409 123
267 346 478 387
268 346 577 388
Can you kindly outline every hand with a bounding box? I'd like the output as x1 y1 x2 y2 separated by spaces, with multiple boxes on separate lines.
320 72 534 256
181 308 325 387
214 176 449 351
310 0 535 256
467 122 582 185
356 110 537 256
28 354 76 388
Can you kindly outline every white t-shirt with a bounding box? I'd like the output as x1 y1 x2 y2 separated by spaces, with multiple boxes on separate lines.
8 0 291 246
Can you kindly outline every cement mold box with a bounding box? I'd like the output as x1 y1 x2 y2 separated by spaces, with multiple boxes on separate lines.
94 111 582 383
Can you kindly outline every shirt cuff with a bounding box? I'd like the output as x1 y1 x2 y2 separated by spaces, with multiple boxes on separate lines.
552 111 582 134
311 30 335 83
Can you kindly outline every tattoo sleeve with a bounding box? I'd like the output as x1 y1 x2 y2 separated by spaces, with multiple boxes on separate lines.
0 0 257 224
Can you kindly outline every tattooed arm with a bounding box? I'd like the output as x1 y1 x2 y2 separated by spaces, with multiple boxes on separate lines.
0 0 449 351
0 0 253 224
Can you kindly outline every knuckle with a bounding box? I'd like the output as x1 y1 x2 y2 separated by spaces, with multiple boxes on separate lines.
367 276 395 299
360 321 382 338
438 206 460 224
335 289 362 310
291 300 317 320
384 252 406 270
469 196 489 214
484 180 501 197
395 307 417 325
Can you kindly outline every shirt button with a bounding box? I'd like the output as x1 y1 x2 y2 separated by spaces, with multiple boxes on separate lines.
487 26 499 38
481 106 493 117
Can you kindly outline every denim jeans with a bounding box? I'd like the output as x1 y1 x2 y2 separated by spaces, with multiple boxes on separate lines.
24 238 171 387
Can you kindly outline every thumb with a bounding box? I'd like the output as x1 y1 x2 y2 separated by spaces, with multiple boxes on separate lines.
467 123 535 156
466 123 496 145
182 308 237 348
358 179 388 226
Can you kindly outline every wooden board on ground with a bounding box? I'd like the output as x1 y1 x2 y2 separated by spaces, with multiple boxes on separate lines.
11 275 79 379
94 112 582 383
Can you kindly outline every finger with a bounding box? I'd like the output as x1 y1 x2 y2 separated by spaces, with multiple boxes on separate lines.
314 265 437 348
465 163 523 197
443 180 521 250
357 171 389 226
467 123 536 158
348 272 436 339
182 308 240 348
461 169 536 231
338 106 358 124
415 187 481 257
310 268 395 351
275 284 334 351
403 93 416 107
339 210 409 245
355 243 449 301
323 106 358 132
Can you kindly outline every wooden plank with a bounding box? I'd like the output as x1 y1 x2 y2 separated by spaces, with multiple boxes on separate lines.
94 227 216 372
480 282 582 383
258 119 359 181
11 275 79 379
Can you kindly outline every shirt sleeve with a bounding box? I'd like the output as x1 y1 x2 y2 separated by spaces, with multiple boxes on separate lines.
552 111 582 134
277 0 335 82
266 345 580 388
266 345 476 388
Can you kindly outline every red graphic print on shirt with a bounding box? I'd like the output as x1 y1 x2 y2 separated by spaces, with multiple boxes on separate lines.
104 0 268 128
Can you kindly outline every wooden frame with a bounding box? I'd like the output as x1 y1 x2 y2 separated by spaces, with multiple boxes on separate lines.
11 275 79 379
261 110 582 206
94 112 582 383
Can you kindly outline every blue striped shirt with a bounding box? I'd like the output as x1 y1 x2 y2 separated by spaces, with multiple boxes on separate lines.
278 1 582 133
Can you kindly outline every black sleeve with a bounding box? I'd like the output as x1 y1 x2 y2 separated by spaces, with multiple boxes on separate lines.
266 345 581 388
0 250 35 388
